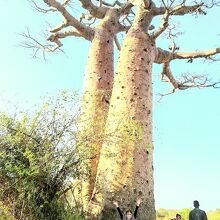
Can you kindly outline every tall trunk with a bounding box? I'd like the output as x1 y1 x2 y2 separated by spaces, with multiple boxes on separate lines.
87 8 156 220
75 10 120 211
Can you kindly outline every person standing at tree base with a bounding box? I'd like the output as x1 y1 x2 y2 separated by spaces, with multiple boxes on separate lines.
113 198 142 220
171 213 181 220
189 200 208 220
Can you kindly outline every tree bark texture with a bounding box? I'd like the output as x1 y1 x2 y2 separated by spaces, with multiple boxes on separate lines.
86 22 156 220
75 10 121 211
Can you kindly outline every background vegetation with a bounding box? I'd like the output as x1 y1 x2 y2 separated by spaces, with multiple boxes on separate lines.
156 208 220 220
0 92 86 220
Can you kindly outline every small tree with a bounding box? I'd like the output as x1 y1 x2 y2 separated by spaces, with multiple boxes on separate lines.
0 92 86 219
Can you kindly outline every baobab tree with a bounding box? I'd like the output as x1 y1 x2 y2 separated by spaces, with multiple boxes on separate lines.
25 0 220 219
26 0 133 211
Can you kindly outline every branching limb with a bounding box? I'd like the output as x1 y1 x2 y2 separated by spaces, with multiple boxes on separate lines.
205 0 220 8
20 29 65 60
49 21 69 33
43 0 94 41
119 2 134 15
178 73 220 89
159 61 220 97
161 62 179 89
172 2 205 15
48 29 84 41
100 0 123 7
79 0 134 18
29 0 72 13
114 35 121 51
152 10 169 38
79 0 107 18
157 89 176 101
155 47 220 63
152 2 206 16
173 48 220 60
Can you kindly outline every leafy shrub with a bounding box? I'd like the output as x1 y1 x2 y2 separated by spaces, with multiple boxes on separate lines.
0 91 85 220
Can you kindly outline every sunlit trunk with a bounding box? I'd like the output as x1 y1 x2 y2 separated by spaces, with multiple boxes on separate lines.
74 10 120 211
87 7 156 220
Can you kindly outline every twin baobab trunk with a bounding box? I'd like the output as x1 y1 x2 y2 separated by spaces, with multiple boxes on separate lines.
87 10 156 219
76 10 121 211
34 1 220 219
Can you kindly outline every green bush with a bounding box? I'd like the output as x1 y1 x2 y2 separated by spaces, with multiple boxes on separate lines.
0 91 85 220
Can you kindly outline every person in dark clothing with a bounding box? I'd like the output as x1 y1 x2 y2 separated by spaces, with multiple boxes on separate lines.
189 200 208 220
171 213 181 220
176 213 182 220
113 198 142 220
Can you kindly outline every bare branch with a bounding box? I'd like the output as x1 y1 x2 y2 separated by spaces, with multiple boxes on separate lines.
155 47 220 63
157 89 175 101
29 0 72 13
114 35 121 51
119 2 134 15
172 2 206 15
79 13 97 27
152 2 205 16
62 0 72 7
204 0 220 8
79 0 134 18
29 0 57 13
48 29 84 41
177 74 220 89
173 48 220 60
161 62 179 89
160 61 220 94
20 29 65 60
152 10 169 38
43 0 94 41
101 0 123 7
49 21 69 33
79 0 107 18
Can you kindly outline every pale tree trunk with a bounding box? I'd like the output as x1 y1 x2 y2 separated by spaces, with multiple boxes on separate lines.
86 5 156 220
75 10 121 211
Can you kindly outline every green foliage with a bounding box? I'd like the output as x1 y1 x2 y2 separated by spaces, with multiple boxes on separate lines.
0 91 85 220
0 201 13 220
207 209 220 220
156 208 220 220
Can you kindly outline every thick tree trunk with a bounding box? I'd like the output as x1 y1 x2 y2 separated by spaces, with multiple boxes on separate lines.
75 10 120 211
87 22 156 220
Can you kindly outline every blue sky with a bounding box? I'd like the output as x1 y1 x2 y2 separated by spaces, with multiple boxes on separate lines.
1 1 220 211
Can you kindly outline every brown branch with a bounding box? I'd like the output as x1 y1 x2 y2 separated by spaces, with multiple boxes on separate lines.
48 29 84 41
29 0 72 13
79 0 107 18
119 2 134 15
172 2 205 15
161 62 179 89
204 0 220 8
114 35 121 51
173 48 220 60
157 89 175 102
152 10 169 38
101 0 122 6
20 29 65 60
155 47 220 64
177 74 220 89
152 2 205 16
43 0 94 41
160 61 220 94
80 0 134 18
29 0 57 13
49 21 69 33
